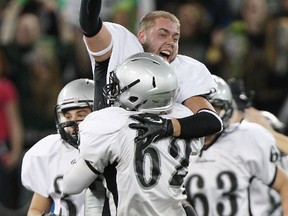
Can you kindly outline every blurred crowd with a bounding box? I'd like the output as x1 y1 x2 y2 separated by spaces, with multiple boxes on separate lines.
0 0 288 213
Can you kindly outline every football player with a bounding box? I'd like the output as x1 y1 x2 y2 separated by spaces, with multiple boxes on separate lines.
228 77 288 215
184 75 288 215
80 3 222 212
245 108 288 215
21 79 94 216
79 0 223 140
63 53 201 216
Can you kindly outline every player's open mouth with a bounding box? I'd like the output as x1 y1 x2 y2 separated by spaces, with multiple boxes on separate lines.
159 50 171 61
71 133 77 138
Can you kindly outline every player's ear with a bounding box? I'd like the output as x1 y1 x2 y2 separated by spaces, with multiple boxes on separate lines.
137 30 146 45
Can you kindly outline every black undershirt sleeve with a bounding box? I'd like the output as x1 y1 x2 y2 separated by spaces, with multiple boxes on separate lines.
93 59 109 110
93 58 119 211
177 109 223 139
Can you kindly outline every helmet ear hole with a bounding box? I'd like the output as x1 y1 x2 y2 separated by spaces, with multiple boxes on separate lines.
129 96 138 103
152 77 156 88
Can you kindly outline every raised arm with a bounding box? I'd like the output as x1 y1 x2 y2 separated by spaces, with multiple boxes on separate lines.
80 0 112 62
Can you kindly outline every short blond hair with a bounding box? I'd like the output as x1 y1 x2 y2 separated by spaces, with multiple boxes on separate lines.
139 10 180 31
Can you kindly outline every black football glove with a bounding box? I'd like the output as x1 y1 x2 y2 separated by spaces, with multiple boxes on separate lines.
129 113 173 143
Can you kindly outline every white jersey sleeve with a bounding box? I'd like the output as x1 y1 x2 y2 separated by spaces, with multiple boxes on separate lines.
22 136 55 198
171 55 216 103
21 134 85 216
107 22 144 73
85 22 143 82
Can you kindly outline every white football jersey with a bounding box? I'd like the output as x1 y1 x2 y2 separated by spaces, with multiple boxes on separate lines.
78 104 203 216
21 134 85 216
86 22 216 103
184 121 279 216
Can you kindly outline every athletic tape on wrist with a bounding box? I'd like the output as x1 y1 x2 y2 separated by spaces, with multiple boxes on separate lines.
84 38 113 57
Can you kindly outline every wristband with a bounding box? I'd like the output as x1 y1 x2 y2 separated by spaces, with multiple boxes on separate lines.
84 37 113 57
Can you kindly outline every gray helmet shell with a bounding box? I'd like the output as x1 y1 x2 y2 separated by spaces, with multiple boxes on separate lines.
57 78 94 111
105 52 178 114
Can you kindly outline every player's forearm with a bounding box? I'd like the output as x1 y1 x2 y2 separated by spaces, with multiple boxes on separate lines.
27 209 42 216
80 0 112 61
280 184 288 216
172 109 223 139
27 193 53 216
28 210 54 216
84 27 112 62
271 130 288 155
273 167 288 216
171 118 181 136
63 157 97 194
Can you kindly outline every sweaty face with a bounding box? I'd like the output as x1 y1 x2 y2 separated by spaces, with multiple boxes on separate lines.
139 17 180 63
62 107 92 136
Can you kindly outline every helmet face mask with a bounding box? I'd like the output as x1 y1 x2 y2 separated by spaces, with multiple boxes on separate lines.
55 79 94 148
103 71 120 102
103 52 178 114
103 71 140 106
56 119 79 148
